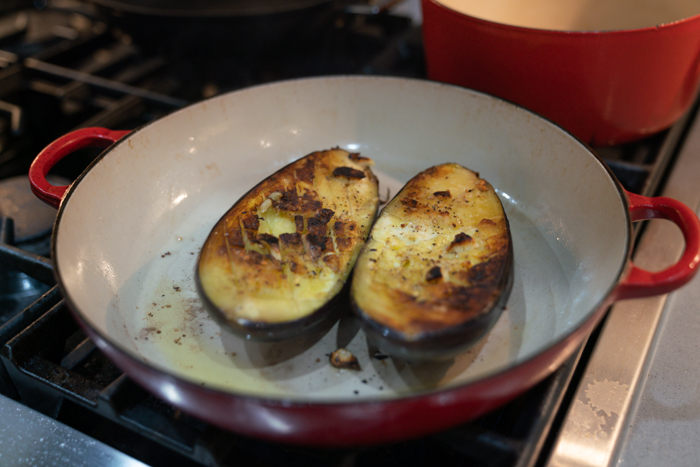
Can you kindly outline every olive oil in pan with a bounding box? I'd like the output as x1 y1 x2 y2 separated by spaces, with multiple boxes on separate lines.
103 168 581 400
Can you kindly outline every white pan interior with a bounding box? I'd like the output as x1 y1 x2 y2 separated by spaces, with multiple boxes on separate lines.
53 76 629 401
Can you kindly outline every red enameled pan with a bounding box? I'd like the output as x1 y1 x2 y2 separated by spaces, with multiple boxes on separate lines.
29 76 700 446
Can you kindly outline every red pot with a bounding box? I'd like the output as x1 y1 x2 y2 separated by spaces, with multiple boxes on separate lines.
421 0 700 146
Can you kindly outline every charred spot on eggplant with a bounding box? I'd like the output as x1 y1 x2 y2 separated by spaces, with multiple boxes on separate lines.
350 163 513 361
425 266 443 282
333 166 367 179
196 148 379 341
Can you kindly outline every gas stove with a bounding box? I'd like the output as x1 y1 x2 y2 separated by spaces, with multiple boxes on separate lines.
0 1 697 466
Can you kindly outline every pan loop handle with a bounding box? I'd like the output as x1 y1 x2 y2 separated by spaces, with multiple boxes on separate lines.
614 191 700 300
29 127 131 209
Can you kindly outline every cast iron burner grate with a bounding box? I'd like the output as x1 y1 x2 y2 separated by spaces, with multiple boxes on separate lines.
0 282 580 467
0 1 695 466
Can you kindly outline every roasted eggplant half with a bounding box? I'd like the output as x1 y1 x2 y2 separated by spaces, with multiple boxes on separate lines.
196 148 379 341
350 163 513 360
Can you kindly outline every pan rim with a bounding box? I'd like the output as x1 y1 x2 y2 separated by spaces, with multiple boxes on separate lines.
90 0 333 18
49 75 633 408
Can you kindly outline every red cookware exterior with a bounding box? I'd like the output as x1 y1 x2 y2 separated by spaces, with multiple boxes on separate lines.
28 123 700 446
80 296 599 445
421 0 700 146
29 128 130 208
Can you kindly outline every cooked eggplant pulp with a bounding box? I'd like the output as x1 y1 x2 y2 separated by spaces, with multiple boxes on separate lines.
197 148 379 340
351 163 513 360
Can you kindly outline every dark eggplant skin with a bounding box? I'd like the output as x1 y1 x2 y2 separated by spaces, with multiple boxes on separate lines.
350 163 514 360
196 148 379 341
200 280 351 342
354 244 513 361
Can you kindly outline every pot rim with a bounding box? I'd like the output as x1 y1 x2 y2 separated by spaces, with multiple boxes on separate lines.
426 0 700 35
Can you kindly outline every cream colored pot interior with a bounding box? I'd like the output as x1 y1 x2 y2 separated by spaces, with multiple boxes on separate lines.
437 0 700 31
53 77 629 401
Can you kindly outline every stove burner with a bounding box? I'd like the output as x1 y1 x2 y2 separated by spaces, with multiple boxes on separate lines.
0 175 67 326
0 175 60 246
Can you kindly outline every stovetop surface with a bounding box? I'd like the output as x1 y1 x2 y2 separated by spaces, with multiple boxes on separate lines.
0 1 698 466
546 95 700 467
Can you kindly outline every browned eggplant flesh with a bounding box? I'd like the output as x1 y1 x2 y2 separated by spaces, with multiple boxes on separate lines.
350 163 513 360
196 148 379 341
